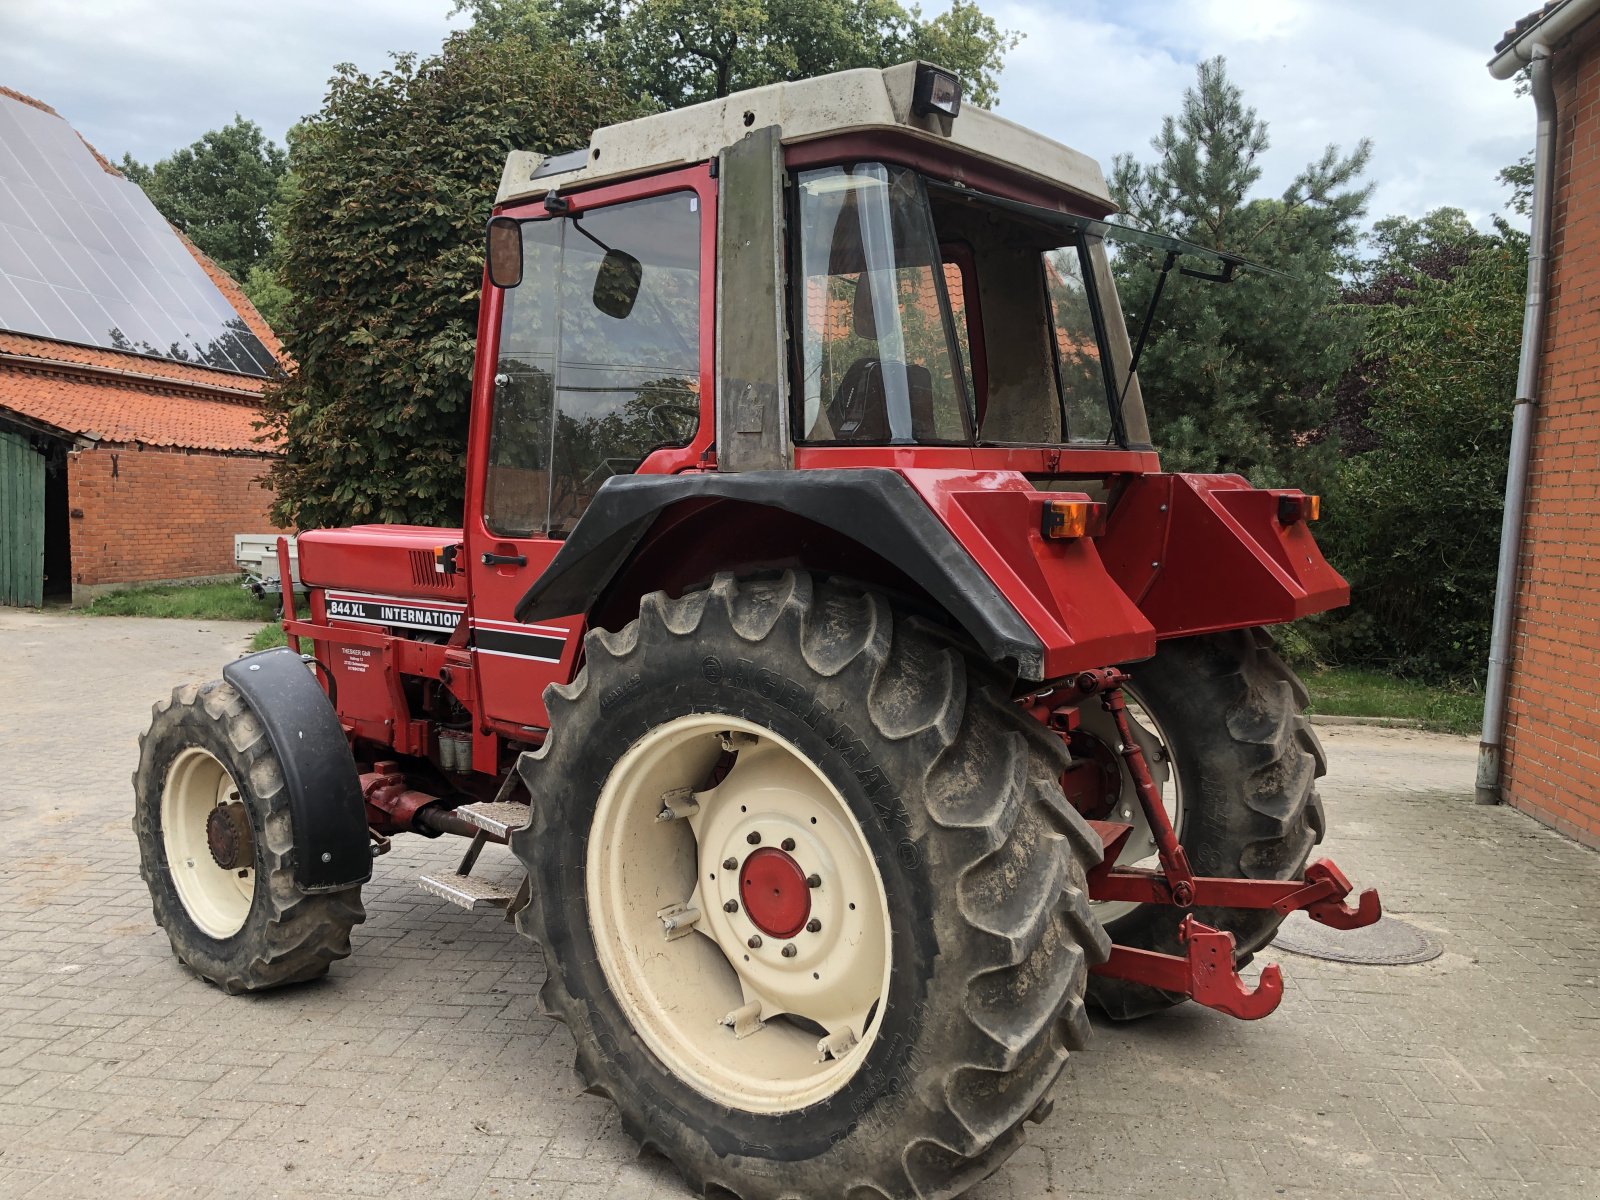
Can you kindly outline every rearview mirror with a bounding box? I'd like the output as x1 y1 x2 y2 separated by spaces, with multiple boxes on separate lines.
592 248 642 319
486 217 523 289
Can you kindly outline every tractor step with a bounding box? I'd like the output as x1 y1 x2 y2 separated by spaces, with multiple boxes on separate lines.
454 801 532 838
419 872 518 910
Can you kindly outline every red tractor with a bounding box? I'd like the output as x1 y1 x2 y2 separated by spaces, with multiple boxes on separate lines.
134 62 1379 1200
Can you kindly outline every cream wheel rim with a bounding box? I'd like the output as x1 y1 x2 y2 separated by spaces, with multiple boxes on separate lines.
160 747 254 939
586 714 892 1113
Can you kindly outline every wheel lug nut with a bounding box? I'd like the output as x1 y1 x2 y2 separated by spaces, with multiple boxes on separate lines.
806 919 821 933
781 837 796 852
806 874 822 889
747 935 763 949
747 832 761 845
724 900 739 913
781 943 797 958
722 857 738 871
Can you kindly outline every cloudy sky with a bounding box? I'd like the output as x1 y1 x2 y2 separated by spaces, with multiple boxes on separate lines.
0 0 1533 230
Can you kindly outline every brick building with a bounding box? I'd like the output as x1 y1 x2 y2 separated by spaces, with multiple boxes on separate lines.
0 87 284 606
1486 3 1600 847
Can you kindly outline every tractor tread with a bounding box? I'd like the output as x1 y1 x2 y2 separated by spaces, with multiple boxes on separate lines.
513 572 1107 1200
132 679 365 994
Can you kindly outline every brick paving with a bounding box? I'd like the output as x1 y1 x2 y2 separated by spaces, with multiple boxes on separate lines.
0 608 1596 1199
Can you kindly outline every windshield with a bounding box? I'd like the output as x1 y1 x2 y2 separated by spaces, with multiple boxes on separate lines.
792 161 1137 449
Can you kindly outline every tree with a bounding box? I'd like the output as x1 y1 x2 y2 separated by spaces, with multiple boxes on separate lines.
120 117 286 287
1325 208 1485 452
258 33 643 529
453 0 1019 109
1110 56 1372 485
1309 227 1526 681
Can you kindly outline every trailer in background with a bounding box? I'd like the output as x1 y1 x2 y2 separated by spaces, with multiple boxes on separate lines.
233 534 300 600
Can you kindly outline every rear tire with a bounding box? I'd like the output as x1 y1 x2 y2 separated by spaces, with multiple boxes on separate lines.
513 573 1110 1200
1087 628 1325 1021
132 679 365 994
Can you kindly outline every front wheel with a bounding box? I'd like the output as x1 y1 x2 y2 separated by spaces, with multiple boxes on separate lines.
132 679 365 993
513 573 1110 1200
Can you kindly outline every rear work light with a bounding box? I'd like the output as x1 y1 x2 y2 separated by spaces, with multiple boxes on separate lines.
912 64 963 118
1277 493 1321 524
1041 499 1107 540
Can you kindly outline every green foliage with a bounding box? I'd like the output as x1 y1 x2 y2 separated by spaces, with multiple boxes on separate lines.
453 0 1018 108
1308 228 1526 682
120 117 286 284
1499 153 1535 218
1111 56 1371 486
1365 208 1480 272
259 34 642 529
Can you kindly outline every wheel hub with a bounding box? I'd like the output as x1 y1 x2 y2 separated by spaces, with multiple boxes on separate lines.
739 847 811 938
205 801 253 871
1060 730 1123 820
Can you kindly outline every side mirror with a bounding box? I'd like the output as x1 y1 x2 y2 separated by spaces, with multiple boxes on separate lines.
592 248 642 319
486 217 523 289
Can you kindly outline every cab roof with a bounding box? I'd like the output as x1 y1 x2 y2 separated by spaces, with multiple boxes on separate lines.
495 61 1111 212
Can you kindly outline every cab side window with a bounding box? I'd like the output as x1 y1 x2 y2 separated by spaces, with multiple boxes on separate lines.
485 219 561 538
551 193 701 532
484 192 701 539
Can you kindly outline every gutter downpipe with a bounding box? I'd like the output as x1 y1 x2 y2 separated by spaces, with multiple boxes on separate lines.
1477 43 1558 805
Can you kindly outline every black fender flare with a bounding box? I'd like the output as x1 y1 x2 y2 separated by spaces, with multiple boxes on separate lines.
515 470 1047 679
222 648 372 891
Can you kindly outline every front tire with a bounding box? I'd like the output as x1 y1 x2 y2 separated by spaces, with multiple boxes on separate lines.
132 679 365 993
513 573 1109 1200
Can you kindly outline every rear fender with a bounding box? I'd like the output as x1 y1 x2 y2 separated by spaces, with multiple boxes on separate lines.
517 469 1155 682
1096 473 1350 637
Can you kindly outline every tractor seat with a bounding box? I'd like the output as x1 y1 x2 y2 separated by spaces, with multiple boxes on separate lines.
826 358 937 442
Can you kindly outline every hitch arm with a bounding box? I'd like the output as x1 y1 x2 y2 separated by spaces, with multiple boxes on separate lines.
1093 917 1285 1021
1088 852 1382 930
1067 670 1383 1022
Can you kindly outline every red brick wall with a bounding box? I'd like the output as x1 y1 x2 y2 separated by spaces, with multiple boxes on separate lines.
1502 29 1600 849
67 445 280 588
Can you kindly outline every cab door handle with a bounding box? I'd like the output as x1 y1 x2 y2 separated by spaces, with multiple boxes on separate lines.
481 551 527 567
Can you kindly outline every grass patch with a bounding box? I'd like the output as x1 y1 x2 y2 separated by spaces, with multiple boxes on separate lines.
1302 666 1482 736
250 622 288 652
84 579 277 623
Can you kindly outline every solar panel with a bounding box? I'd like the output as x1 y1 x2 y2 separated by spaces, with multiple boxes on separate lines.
0 93 277 378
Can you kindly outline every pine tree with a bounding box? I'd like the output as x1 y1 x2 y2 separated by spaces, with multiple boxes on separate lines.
1111 56 1372 485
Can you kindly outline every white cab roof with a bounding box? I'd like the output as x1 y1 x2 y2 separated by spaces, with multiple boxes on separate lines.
496 61 1111 211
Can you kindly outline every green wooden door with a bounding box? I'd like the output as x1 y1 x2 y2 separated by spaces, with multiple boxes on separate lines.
0 428 45 607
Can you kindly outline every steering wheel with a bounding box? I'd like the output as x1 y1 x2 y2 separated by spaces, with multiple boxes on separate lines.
644 400 700 443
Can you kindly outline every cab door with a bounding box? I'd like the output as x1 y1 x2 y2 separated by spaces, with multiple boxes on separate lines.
465 172 711 733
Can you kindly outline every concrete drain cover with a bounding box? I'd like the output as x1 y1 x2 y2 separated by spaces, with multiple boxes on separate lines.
1271 911 1442 965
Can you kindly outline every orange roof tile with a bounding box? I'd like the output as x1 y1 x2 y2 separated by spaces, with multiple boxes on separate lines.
0 365 276 453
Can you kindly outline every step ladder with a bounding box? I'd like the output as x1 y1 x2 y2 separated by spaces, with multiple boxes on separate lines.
417 796 531 913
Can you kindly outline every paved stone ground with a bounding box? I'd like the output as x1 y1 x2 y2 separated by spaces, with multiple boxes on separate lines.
0 609 1595 1200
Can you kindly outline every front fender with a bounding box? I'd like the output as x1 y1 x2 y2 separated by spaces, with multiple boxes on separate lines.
222 648 371 891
